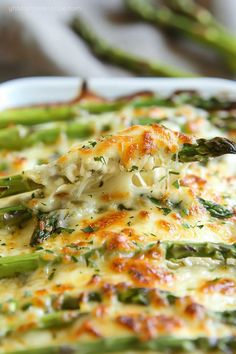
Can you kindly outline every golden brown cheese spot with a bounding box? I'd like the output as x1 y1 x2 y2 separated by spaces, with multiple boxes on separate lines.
35 289 48 296
177 131 194 145
101 192 129 202
82 211 127 233
181 174 207 190
88 135 130 157
17 321 36 334
112 258 173 286
138 210 150 220
57 154 68 164
93 304 108 318
105 232 133 252
152 125 178 153
117 313 182 340
52 284 74 293
144 244 162 261
156 220 177 233
184 302 205 320
121 142 139 167
201 278 236 295
87 274 101 286
149 289 170 308
121 227 138 238
12 156 27 171
142 131 156 155
75 320 102 338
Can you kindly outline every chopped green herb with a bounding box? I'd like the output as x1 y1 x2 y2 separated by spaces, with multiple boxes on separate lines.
199 198 234 219
118 204 133 211
169 171 180 175
148 197 161 206
172 180 180 189
81 225 98 233
48 268 56 281
94 156 106 165
158 176 166 182
162 207 172 216
30 212 73 246
130 165 138 172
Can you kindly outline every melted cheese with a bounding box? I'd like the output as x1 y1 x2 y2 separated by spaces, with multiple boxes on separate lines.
0 92 235 354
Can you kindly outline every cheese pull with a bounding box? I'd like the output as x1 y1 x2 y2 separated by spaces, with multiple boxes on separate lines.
0 125 235 202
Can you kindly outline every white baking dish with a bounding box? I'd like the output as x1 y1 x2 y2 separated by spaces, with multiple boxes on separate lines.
0 77 236 111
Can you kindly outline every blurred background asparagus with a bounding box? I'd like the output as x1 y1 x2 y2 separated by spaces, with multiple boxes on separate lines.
0 0 236 80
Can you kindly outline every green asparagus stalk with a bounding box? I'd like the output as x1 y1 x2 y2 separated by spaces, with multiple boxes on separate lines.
199 198 234 219
165 0 215 25
5 335 236 354
0 246 104 278
2 240 236 279
0 92 234 133
163 241 236 262
0 205 32 227
177 137 236 163
0 253 49 278
165 0 236 72
39 311 83 330
214 310 236 326
2 287 236 338
0 123 94 150
30 211 74 246
209 114 236 132
0 103 123 129
0 105 77 129
1 311 85 339
58 288 236 326
125 0 236 66
0 175 42 198
0 110 234 152
71 17 195 78
130 91 236 111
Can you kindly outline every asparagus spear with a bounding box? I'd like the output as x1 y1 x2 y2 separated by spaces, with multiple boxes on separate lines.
164 241 236 262
0 205 32 228
0 253 49 278
0 102 124 129
209 114 236 132
0 175 42 198
0 92 234 133
0 111 234 152
71 17 195 78
177 137 236 163
215 310 236 326
2 311 85 338
199 198 234 219
38 311 83 330
0 105 76 129
130 91 236 111
165 0 236 71
0 123 94 151
125 0 236 64
30 211 74 246
2 240 236 279
0 246 105 278
60 288 236 326
5 335 236 354
5 304 236 342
